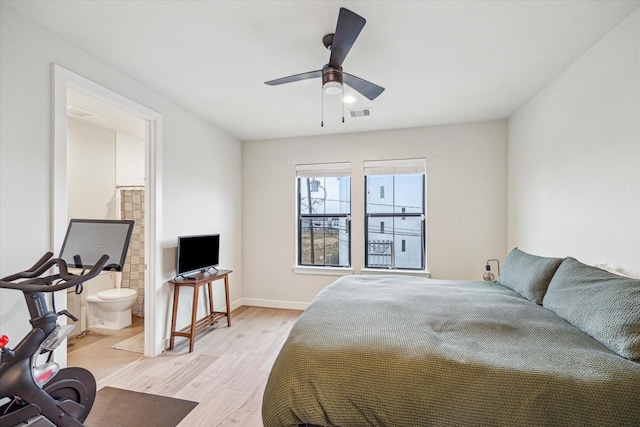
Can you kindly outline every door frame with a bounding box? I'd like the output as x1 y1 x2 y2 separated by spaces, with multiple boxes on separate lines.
53 65 163 357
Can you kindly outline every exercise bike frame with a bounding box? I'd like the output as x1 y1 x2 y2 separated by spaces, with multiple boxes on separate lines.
0 252 109 427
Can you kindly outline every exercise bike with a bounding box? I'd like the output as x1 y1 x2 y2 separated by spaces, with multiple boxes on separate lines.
0 219 134 427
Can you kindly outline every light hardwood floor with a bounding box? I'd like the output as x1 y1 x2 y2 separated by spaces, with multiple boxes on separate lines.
95 306 302 426
67 315 145 381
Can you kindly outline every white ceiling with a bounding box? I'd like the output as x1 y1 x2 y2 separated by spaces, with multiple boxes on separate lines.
3 1 639 141
68 88 146 140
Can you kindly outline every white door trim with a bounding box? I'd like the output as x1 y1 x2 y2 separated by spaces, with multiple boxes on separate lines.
53 64 163 357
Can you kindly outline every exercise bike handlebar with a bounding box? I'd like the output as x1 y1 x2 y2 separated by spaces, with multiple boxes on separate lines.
0 252 110 293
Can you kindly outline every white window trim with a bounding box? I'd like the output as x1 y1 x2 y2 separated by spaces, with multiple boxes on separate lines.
360 268 431 278
364 158 427 272
293 266 355 276
292 266 429 277
295 162 352 269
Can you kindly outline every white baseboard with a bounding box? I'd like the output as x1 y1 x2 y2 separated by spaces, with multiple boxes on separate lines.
217 298 306 314
238 298 309 311
229 298 243 312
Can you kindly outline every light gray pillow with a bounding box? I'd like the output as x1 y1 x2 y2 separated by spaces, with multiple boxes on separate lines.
543 257 640 362
497 248 563 304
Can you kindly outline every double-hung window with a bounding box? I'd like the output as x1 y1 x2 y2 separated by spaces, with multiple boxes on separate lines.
364 159 426 270
296 163 351 267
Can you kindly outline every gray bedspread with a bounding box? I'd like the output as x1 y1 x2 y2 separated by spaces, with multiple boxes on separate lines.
262 275 640 426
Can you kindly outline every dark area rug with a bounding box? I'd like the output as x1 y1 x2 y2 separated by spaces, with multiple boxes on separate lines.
84 386 198 427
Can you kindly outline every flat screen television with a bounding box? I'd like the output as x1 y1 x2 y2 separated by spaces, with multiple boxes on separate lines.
176 234 220 278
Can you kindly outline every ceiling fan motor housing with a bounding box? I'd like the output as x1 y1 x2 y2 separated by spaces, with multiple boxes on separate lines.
322 64 343 86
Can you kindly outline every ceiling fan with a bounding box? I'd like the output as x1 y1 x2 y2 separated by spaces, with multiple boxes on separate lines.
264 7 385 101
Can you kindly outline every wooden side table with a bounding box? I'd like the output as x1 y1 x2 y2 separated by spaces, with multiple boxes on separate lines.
168 269 231 353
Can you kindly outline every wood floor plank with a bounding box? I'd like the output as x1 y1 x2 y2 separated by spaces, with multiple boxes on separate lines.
96 307 301 426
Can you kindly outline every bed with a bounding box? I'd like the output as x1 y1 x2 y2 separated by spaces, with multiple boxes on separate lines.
262 250 640 426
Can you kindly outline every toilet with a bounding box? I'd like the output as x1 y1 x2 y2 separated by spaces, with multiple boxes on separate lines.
85 273 138 330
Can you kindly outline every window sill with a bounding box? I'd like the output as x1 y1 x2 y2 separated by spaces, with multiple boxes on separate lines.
360 268 432 278
293 266 355 276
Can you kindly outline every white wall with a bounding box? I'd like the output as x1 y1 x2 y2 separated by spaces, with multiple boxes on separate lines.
116 131 145 187
67 118 118 220
508 9 640 278
242 120 507 307
68 119 146 221
0 8 243 349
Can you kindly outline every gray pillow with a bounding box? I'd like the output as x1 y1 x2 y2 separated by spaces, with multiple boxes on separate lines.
497 248 563 304
543 257 640 362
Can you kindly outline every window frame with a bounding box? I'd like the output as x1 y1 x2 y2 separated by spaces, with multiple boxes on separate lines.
296 163 351 269
364 159 426 271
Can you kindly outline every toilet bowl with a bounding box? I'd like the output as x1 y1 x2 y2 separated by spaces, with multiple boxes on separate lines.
86 288 137 329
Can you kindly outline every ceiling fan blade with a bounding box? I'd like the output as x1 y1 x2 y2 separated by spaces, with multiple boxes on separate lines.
265 70 322 86
329 8 366 68
343 73 385 100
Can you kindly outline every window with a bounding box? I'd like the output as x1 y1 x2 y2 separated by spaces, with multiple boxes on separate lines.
297 163 351 267
364 159 426 270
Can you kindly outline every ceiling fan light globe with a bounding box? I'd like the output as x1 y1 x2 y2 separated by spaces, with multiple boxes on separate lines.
324 81 343 95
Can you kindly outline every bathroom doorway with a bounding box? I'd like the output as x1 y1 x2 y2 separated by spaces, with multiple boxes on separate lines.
64 88 147 379
53 65 163 371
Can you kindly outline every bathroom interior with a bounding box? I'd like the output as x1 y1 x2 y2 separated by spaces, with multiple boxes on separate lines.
65 88 148 382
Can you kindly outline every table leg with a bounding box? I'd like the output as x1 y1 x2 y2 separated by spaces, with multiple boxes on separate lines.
189 284 200 353
207 281 214 324
169 283 180 350
224 275 231 327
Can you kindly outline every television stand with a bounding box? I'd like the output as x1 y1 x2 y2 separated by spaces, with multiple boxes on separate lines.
168 269 232 353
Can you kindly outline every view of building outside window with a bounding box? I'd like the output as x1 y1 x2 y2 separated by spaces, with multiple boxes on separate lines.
296 160 423 270
298 176 351 266
365 173 425 269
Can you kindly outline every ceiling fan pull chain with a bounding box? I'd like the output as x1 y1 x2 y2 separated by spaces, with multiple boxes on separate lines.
342 91 345 123
321 86 324 127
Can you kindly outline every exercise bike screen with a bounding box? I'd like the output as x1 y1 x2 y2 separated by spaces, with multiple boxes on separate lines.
59 219 135 271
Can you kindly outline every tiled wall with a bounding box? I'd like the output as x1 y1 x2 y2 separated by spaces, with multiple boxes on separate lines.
120 188 145 317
